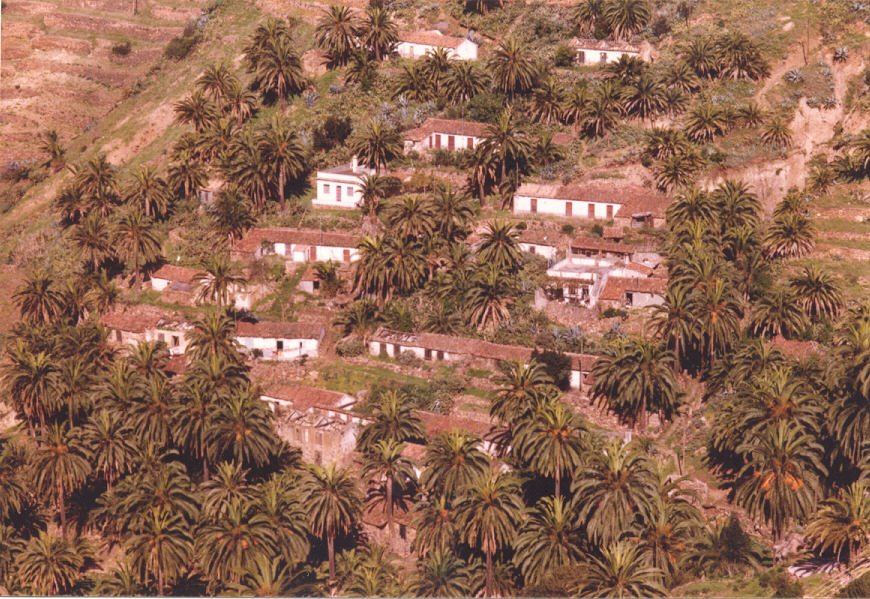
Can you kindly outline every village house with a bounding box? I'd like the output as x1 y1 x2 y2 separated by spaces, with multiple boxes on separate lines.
396 30 478 60
264 384 362 466
313 156 375 208
546 237 662 308
368 328 596 391
235 321 325 361
517 228 561 262
232 228 360 267
598 276 667 309
101 304 191 356
513 182 669 228
569 37 644 64
402 118 488 154
149 264 255 310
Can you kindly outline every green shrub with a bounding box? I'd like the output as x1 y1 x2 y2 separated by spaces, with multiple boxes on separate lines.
759 568 803 598
560 223 575 236
112 40 132 56
601 307 627 319
591 223 604 237
313 115 352 152
398 350 422 367
164 25 200 60
467 92 507 123
839 572 870 598
531 349 572 390
553 44 576 68
336 338 365 357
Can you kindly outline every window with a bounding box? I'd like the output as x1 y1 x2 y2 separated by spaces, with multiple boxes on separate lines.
448 135 455 150
310 246 317 261
529 245 536 255
436 350 445 360
606 204 614 219
399 524 407 540
115 330 122 342
467 137 474 149
315 431 323 445
565 201 573 217
435 134 442 149
379 342 387 357
577 50 585 64
314 450 322 465
347 186 353 197
313 280 320 290
343 249 351 262
588 203 595 219
277 340 284 352
324 183 330 195
393 344 401 357
336 186 342 202
424 348 432 360
158 333 165 342
600 52 607 63
530 198 537 213
172 335 180 347
625 292 634 306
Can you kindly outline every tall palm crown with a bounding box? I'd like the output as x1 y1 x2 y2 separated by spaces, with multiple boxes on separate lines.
17 531 90 595
33 424 92 536
259 115 306 208
602 0 651 39
806 482 870 564
112 208 162 286
476 220 523 272
125 507 193 594
357 389 426 450
315 5 361 68
479 109 533 197
360 6 397 61
244 18 306 105
301 463 363 583
420 431 489 499
576 541 665 598
194 253 247 310
126 167 173 220
349 120 402 173
444 62 488 108
487 38 538 97
454 470 523 597
12 272 66 325
514 496 583 586
362 439 417 545
789 265 843 321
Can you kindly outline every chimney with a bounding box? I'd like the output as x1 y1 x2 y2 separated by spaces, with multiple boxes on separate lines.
351 155 358 173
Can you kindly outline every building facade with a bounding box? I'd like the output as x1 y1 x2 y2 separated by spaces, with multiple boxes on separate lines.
313 157 375 208
403 118 488 154
396 30 478 60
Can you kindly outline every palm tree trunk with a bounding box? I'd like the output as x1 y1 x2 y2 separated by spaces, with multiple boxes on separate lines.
202 450 210 480
387 478 394 549
485 547 494 597
327 531 336 585
555 451 562 499
279 167 286 210
58 479 67 536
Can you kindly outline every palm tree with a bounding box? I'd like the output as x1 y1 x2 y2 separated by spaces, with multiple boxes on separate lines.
39 129 66 170
591 338 681 429
529 77 564 124
648 284 697 371
80 410 136 491
393 62 432 102
685 514 770 576
0 437 30 521
789 265 843 321
244 18 306 106
849 128 870 176
385 195 436 240
33 425 92 536
357 389 426 451
681 36 721 79
256 478 311 564
74 154 120 217
514 496 583 587
662 61 701 93
479 109 532 198
4 344 58 431
713 179 761 234
603 0 651 39
571 441 657 544
465 264 516 331
126 507 193 595
653 150 704 192
196 62 236 102
635 492 702 586
514 400 588 498
444 62 488 111
685 102 728 142
209 188 256 243
806 482 870 564
112 208 162 287
301 463 363 584
173 92 219 132
360 6 397 61
209 391 278 468
194 253 247 310
201 461 253 520
70 213 112 271
695 278 743 367
421 431 489 499
349 120 402 173
491 359 553 424
126 166 173 220
573 0 604 34
454 470 523 597
764 212 815 258
734 422 825 541
582 80 624 136
13 272 66 325
716 32 770 80
344 47 379 89
259 115 306 209
412 494 459 557
17 531 89 594
577 541 665 598
476 220 523 272
227 555 314 596
762 117 793 149
315 5 360 68
487 38 538 98
196 499 278 588
167 149 207 200
358 173 391 220
223 79 258 126
223 129 271 210
622 72 665 120
363 439 417 546
415 549 473 597
750 288 808 338
186 310 242 364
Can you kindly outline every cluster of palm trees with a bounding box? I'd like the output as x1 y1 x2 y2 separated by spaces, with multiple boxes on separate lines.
314 4 398 84
573 0 651 40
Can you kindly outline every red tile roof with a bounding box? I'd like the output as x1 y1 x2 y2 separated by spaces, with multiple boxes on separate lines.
262 384 354 411
626 262 655 276
404 117 489 142
516 182 670 218
416 410 491 437
571 236 637 254
599 276 667 301
234 228 360 254
519 228 560 246
398 30 469 49
602 226 625 240
236 321 325 340
569 37 640 53
151 264 198 285
101 304 181 334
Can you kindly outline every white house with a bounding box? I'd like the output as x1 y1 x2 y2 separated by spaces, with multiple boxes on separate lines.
149 264 254 311
513 182 669 228
598 276 667 309
235 321 324 361
233 228 359 266
397 30 478 61
546 238 662 308
569 37 643 64
101 304 191 356
368 328 596 391
313 156 375 209
403 118 488 154
517 228 560 263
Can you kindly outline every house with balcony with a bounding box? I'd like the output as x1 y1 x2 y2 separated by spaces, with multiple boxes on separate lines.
313 156 375 208
396 30 478 60
403 118 488 154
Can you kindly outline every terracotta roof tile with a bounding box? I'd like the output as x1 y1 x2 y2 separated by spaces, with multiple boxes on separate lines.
236 320 325 339
234 228 360 254
151 264 198 285
571 236 637 254
101 304 182 334
599 276 667 301
404 117 488 141
516 182 669 217
398 30 470 49
519 228 560 246
262 384 355 411
569 37 640 53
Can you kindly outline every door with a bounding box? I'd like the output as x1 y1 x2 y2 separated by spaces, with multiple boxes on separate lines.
577 50 585 64
606 204 614 219
530 198 537 213
448 135 455 150
310 246 317 261
588 203 595 219
336 185 342 203
435 134 442 149
343 249 351 263
467 137 474 149
424 348 432 360
565 202 572 217
379 342 387 357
